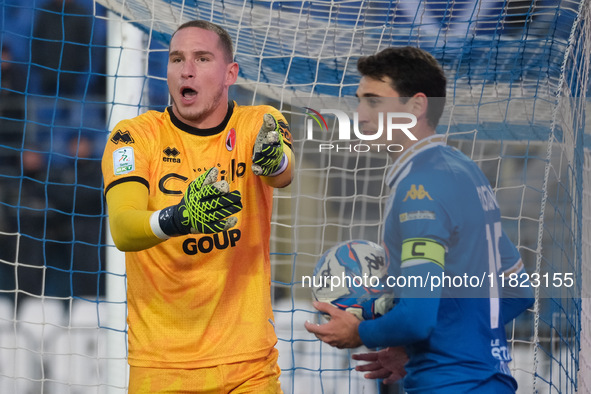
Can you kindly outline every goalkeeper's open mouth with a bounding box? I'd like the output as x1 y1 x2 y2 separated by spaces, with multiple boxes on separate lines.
180 87 198 104
179 86 198 105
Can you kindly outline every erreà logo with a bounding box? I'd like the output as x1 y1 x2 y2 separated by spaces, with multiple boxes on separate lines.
163 147 181 163
111 130 134 144
163 147 180 157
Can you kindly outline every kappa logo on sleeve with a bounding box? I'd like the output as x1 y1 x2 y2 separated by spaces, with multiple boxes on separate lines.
403 184 433 201
111 130 135 144
113 147 135 175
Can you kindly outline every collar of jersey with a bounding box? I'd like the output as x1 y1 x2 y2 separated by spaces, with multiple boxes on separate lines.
385 133 446 188
167 101 235 136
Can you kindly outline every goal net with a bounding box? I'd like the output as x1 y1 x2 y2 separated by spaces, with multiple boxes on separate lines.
0 0 589 393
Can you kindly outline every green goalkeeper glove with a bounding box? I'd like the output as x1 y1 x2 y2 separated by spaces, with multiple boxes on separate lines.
252 113 288 176
156 167 242 236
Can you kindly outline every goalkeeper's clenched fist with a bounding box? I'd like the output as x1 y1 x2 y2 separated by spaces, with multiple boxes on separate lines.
252 113 288 176
156 167 242 236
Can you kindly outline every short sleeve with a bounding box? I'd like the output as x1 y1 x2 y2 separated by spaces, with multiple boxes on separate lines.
101 118 154 194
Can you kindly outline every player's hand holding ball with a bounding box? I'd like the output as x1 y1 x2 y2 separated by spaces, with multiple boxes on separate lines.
251 113 288 176
157 167 242 236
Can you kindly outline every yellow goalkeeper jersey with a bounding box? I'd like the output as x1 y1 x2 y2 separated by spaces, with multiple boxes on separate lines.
102 102 292 368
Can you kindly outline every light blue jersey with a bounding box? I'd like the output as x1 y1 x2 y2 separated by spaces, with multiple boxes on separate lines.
358 135 534 393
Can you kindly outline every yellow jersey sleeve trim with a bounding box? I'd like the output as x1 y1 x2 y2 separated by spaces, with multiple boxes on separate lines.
401 238 445 270
106 181 163 251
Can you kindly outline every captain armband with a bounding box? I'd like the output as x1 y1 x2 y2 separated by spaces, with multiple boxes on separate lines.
401 238 446 270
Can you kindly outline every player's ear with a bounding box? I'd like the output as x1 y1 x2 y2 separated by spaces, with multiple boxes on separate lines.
408 93 428 122
225 61 239 87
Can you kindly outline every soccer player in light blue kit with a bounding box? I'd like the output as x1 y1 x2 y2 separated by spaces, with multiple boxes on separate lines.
305 47 535 393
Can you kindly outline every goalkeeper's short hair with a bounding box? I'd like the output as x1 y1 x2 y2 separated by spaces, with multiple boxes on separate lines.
172 20 234 63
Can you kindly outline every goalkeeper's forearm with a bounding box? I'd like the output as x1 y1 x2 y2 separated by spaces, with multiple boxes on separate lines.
106 181 164 252
261 144 293 188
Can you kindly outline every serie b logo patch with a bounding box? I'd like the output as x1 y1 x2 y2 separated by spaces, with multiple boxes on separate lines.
226 128 236 151
113 147 135 175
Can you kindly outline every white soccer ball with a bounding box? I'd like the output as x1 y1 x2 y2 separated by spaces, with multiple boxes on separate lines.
311 240 394 320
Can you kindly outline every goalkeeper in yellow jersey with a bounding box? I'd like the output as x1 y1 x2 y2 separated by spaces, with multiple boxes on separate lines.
101 20 293 393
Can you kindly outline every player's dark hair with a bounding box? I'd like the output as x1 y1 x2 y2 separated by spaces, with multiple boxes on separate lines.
357 47 446 128
172 20 234 63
